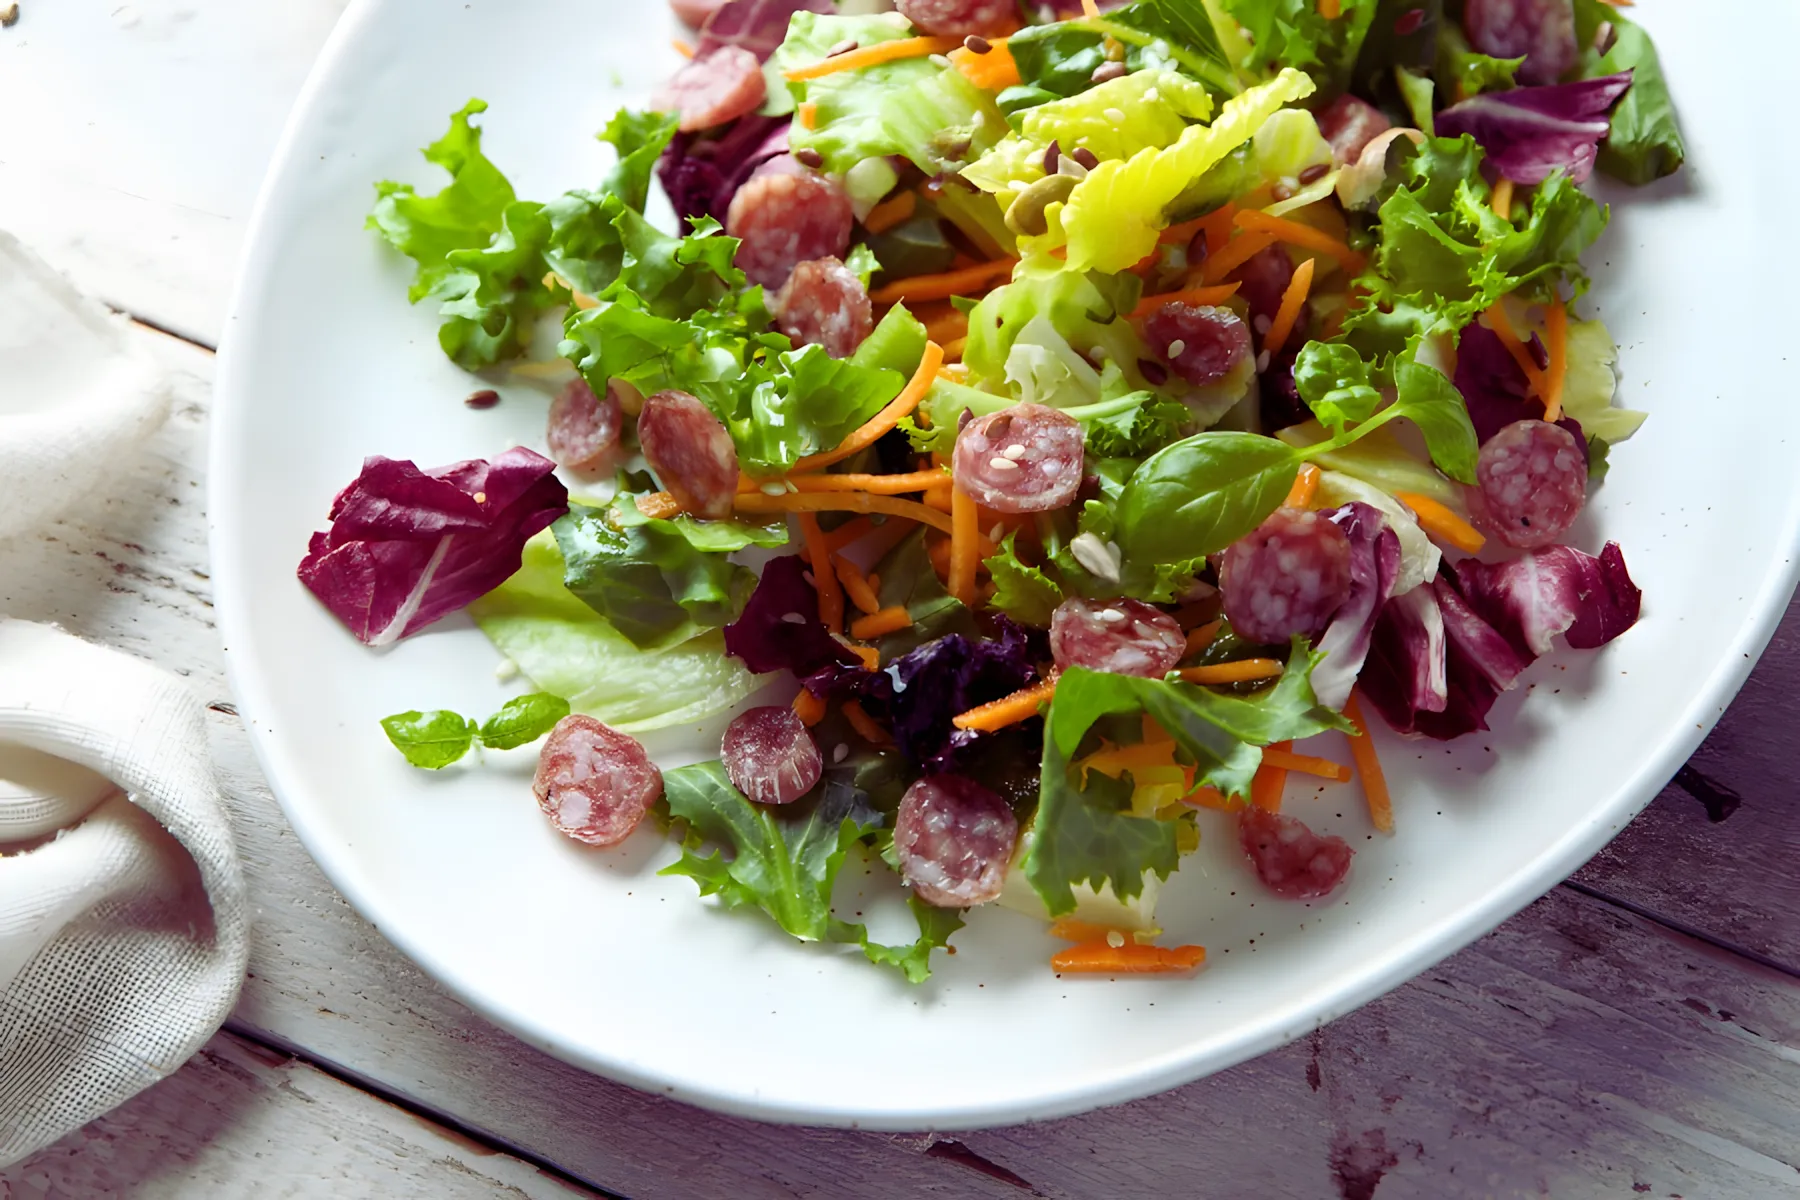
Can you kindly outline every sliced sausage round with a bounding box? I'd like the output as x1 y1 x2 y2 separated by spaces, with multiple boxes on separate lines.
896 0 1019 37
533 715 663 847
546 378 623 473
1463 0 1578 86
651 46 768 134
952 402 1085 514
1141 303 1253 388
1471 418 1587 550
894 774 1018 908
638 389 740 520
1315 94 1394 165
1239 805 1353 900
670 0 727 29
1220 507 1353 645
726 159 855 290
1050 597 1186 679
773 256 874 358
722 705 823 806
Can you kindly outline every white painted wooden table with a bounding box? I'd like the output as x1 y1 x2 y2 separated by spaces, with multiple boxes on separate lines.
3 5 1797 1197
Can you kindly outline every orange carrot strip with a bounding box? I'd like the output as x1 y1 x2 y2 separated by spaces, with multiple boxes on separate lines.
635 491 682 520
1182 786 1235 811
735 490 954 534
1080 0 1101 16
911 300 970 347
798 514 843 634
1233 210 1366 273
1344 692 1394 834
840 639 881 671
1129 283 1240 320
949 38 1020 91
672 39 695 58
1492 176 1514 222
786 468 949 495
820 515 876 553
1484 302 1548 397
948 483 979 606
1049 917 1142 945
942 335 968 361
1184 619 1223 657
1052 941 1206 974
922 486 954 513
870 259 1017 305
797 103 819 130
1543 298 1569 424
850 605 912 641
1199 230 1278 284
791 342 945 471
1179 659 1284 685
952 674 1059 732
784 35 962 81
792 688 827 727
863 191 917 235
843 701 892 745
1394 491 1486 555
1285 462 1321 509
1260 747 1352 783
833 556 884 615
1251 740 1291 812
1262 256 1316 359
1319 0 1342 17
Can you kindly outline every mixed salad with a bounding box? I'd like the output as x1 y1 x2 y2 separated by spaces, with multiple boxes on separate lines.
299 0 1678 981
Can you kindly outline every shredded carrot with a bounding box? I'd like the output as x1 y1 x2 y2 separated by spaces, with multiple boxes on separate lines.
1233 210 1366 274
1492 176 1514 222
1182 786 1235 811
796 102 819 131
791 688 827 726
870 259 1016 305
1129 283 1240 320
735 490 954 535
863 191 917 235
1251 741 1290 812
915 301 971 346
1049 918 1143 945
942 335 968 361
1261 748 1352 783
833 556 883 615
1080 0 1101 16
1199 230 1278 285
1263 256 1316 359
1179 659 1284 685
1052 941 1206 974
1484 302 1549 397
791 342 945 472
672 39 695 58
1394 491 1486 555
785 468 949 495
798 514 843 634
1285 462 1321 509
1184 619 1223 657
952 674 1059 732
840 639 881 671
947 483 980 606
783 35 962 81
1318 0 1341 17
843 701 892 745
850 605 912 640
922 486 954 514
1343 692 1394 834
1543 298 1569 424
635 491 683 520
949 38 1020 91
797 516 871 563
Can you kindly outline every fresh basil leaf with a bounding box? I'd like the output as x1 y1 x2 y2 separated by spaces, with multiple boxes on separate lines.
476 692 571 751
380 710 477 770
1571 0 1685 185
1115 432 1304 567
984 533 1064 628
1391 359 1478 484
1295 341 1384 430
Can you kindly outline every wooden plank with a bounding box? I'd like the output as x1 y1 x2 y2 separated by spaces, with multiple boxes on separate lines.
0 1029 596 1199
4 322 1796 1199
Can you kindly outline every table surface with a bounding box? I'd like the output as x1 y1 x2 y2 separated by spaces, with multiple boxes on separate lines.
2 4 1797 1198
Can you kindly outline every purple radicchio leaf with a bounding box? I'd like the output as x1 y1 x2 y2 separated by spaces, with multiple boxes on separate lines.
659 116 791 226
1455 322 1586 454
1452 542 1642 658
1357 583 1450 736
722 553 861 676
1436 72 1634 185
297 447 568 646
806 619 1038 772
1311 502 1403 710
698 0 830 60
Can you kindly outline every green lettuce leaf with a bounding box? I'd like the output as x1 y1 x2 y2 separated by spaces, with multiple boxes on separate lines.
1219 0 1380 96
1558 318 1646 445
1572 0 1685 184
1435 24 1521 100
1005 0 1240 103
984 533 1064 628
729 345 906 476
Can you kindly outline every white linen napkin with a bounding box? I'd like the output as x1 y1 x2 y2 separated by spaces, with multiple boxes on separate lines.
0 232 249 1167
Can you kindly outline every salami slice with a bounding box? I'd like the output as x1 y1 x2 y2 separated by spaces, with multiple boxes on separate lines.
1141 303 1253 388
1220 507 1353 644
1239 805 1353 900
726 159 855 289
722 705 823 806
651 46 768 134
1236 245 1302 324
1050 597 1186 679
545 378 623 473
1463 0 1578 86
896 0 1018 36
532 715 663 847
773 256 874 358
637 390 741 520
952 402 1085 514
1471 418 1587 549
1315 94 1394 165
894 774 1018 908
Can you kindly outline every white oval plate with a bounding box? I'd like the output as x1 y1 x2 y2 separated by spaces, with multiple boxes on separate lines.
212 0 1800 1129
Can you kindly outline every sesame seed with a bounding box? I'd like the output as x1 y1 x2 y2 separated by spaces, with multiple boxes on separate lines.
1072 147 1099 171
1299 162 1330 185
781 612 807 624
988 456 1021 471
1167 339 1187 358
1090 61 1127 84
1106 930 1126 948
1096 608 1127 624
494 658 520 682
465 388 500 409
1256 350 1272 373
826 39 859 57
1056 156 1089 180
1104 107 1127 125
794 147 824 169
1042 140 1061 175
1144 86 1160 103
472 491 488 504
963 34 992 54
989 523 1005 542
929 53 952 68
1253 314 1272 335
1002 443 1028 460
1271 182 1295 202
761 481 788 495
832 743 849 763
